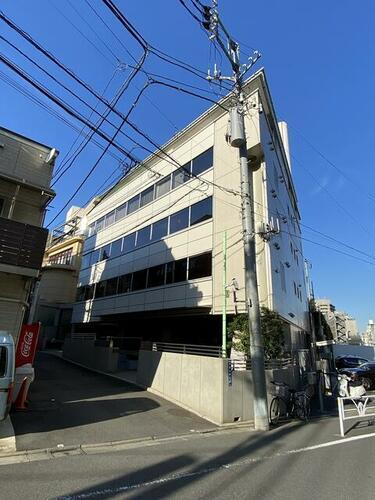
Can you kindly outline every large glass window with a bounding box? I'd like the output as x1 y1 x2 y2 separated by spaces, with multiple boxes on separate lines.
172 165 190 189
174 258 188 282
111 239 122 258
151 217 168 241
90 249 100 266
122 233 136 253
84 284 94 300
140 185 154 207
105 210 115 227
118 274 132 294
165 261 174 285
82 253 91 269
115 202 127 221
147 264 165 288
105 277 118 296
132 269 148 291
190 197 212 226
100 244 111 261
188 252 212 279
95 281 106 298
127 194 140 215
155 175 171 198
136 226 151 247
191 147 213 176
169 207 189 234
96 217 105 233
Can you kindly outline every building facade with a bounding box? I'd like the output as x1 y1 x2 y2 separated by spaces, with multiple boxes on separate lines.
315 298 359 343
0 126 57 343
71 70 310 350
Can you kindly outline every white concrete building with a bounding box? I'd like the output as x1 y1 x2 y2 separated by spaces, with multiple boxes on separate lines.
0 126 57 343
72 70 310 349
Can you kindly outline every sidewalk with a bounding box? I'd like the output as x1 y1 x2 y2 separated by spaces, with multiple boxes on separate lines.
0 416 16 453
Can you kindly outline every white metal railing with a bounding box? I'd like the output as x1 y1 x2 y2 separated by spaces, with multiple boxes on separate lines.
141 341 223 358
337 396 375 437
231 357 294 371
71 333 96 342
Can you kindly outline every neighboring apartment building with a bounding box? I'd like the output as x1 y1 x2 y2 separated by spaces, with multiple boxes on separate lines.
363 320 375 346
30 206 86 348
71 69 310 350
315 298 359 343
0 126 57 344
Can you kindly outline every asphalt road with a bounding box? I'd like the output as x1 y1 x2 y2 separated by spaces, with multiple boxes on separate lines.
11 352 214 451
1 416 375 499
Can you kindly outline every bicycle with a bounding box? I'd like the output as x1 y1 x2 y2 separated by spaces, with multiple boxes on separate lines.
269 381 311 425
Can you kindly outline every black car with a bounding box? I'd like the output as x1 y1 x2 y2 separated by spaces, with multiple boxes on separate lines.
339 361 375 390
335 355 368 370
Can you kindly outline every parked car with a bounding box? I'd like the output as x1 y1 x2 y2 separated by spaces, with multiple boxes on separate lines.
0 332 15 421
335 355 369 370
339 362 375 390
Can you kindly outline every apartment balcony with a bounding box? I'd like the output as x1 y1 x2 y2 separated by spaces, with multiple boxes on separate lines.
0 216 48 276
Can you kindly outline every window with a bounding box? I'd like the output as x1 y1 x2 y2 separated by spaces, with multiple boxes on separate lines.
76 286 85 302
172 166 190 189
122 233 136 253
173 258 188 283
132 269 148 291
280 262 286 293
190 197 212 226
191 147 213 176
48 248 73 265
151 217 168 241
136 226 151 247
88 223 96 237
140 186 154 207
111 239 122 258
0 346 7 377
118 273 132 294
165 261 174 284
115 203 127 221
81 253 91 269
147 264 165 288
84 284 94 300
95 281 106 298
169 207 189 234
155 175 171 198
188 252 212 279
96 217 105 233
105 210 115 227
105 277 118 296
100 244 111 261
90 249 100 265
127 194 140 215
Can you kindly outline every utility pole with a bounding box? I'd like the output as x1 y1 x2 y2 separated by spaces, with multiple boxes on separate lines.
222 231 227 358
203 0 269 430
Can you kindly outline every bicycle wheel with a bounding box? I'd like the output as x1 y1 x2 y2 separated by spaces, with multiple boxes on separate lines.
269 397 287 425
295 394 310 422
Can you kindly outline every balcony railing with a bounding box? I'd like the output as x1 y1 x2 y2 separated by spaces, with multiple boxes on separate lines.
0 216 48 270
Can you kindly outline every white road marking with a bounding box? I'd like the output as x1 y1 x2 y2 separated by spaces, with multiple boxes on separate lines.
58 431 375 499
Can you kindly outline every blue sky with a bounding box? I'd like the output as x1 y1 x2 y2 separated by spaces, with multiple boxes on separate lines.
0 1 374 331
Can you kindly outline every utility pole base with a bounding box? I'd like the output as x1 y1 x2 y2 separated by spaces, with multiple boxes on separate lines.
254 415 270 431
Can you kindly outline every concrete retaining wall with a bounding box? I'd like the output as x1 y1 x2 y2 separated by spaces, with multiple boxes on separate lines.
63 339 119 373
137 350 299 425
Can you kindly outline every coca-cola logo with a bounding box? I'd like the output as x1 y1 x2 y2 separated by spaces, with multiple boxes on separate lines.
21 331 34 358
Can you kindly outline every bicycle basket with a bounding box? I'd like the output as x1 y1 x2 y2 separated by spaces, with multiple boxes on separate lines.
270 383 290 398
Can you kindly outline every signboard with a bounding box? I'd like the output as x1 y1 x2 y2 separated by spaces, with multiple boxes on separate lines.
15 323 40 368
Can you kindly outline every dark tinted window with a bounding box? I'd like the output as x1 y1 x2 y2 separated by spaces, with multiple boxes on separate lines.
105 277 118 296
190 197 212 226
165 261 174 284
132 269 148 291
148 264 165 288
140 186 154 207
76 286 85 301
96 217 105 232
111 239 122 258
105 210 115 227
0 347 7 377
127 195 140 214
115 203 127 221
191 147 213 176
151 217 169 241
95 281 106 298
82 253 91 269
84 284 94 300
90 249 100 265
169 207 189 234
155 176 171 198
172 166 190 188
188 252 212 279
174 258 187 282
100 244 111 260
136 226 151 247
118 274 132 294
123 233 136 253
